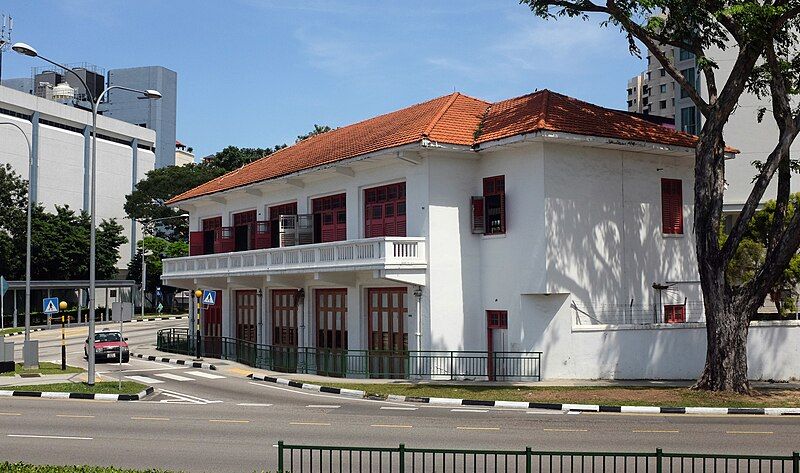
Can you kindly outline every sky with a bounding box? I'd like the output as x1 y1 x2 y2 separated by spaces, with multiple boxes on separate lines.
1 0 646 159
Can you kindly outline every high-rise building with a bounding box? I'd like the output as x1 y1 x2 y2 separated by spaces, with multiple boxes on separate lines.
2 64 178 168
625 44 799 214
105 66 177 169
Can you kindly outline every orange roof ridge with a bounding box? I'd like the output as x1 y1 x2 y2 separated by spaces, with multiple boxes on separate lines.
422 92 461 138
538 89 551 129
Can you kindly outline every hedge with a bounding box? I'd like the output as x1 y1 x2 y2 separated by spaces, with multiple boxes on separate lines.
0 464 178 472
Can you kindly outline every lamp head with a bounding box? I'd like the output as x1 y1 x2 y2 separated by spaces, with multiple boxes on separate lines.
142 89 162 100
194 289 203 298
11 42 38 57
59 301 68 310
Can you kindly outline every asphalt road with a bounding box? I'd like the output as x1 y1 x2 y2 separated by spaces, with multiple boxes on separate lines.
2 321 800 472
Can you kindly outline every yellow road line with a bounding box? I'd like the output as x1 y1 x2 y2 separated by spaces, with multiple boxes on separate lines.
543 428 589 432
228 368 252 376
209 419 250 424
456 426 500 431
726 431 773 435
633 430 679 433
130 416 170 421
0 413 22 416
290 422 331 426
371 424 413 429
56 414 95 419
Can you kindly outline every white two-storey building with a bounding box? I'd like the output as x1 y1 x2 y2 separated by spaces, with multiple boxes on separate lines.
162 90 800 381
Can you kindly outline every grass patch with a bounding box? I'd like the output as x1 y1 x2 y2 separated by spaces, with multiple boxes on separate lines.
0 463 177 472
0 362 84 377
300 381 800 408
0 381 146 395
0 327 24 336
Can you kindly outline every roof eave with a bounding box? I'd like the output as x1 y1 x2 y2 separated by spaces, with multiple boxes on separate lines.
169 141 428 207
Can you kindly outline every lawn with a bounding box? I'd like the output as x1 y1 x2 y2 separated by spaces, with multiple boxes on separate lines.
301 381 800 408
0 463 178 472
0 327 24 336
0 362 84 377
0 381 147 395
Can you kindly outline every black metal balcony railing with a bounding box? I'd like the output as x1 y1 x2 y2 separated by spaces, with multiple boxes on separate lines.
157 328 541 380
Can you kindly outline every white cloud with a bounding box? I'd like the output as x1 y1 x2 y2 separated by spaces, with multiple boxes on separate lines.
293 27 384 76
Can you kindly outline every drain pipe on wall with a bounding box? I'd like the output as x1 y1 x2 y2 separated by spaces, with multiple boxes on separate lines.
413 286 423 378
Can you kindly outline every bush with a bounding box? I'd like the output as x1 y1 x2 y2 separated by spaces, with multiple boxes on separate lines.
0 463 177 472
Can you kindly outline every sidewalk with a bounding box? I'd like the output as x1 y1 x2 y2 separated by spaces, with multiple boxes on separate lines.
130 344 800 390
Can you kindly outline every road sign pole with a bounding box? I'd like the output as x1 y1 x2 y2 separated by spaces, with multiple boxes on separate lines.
61 313 65 370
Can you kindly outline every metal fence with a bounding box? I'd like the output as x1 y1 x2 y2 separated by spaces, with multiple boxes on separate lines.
572 301 707 326
276 443 800 473
157 328 541 380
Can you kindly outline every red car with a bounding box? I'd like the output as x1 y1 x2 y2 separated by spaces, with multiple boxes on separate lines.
84 329 129 363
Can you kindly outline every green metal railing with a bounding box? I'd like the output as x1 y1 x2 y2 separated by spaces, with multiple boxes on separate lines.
157 328 542 380
276 442 800 473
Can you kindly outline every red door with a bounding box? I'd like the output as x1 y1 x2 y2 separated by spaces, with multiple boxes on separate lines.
364 183 406 237
312 193 346 243
201 217 221 254
367 287 408 378
272 289 299 372
235 290 258 364
315 289 348 377
232 210 256 252
202 291 222 357
486 310 508 381
269 202 298 248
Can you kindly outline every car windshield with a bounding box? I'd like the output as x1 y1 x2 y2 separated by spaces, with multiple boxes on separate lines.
95 332 122 343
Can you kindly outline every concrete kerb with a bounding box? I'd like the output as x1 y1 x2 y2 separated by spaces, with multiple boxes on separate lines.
131 352 217 371
0 386 154 402
245 374 800 416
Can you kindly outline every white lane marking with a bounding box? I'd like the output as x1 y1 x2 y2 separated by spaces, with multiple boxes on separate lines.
125 375 164 384
380 406 417 411
237 403 272 407
154 372 194 382
247 381 404 406
184 370 225 379
158 389 222 405
8 434 92 440
306 404 340 409
451 408 488 413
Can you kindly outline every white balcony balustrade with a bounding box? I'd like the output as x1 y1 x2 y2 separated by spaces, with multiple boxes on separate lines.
162 237 426 279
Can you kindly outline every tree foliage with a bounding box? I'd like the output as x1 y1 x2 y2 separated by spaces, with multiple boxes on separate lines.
0 164 127 281
522 0 800 392
126 236 188 310
124 126 329 241
296 124 332 143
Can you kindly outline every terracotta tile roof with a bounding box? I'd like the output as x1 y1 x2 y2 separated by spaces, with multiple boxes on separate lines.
169 89 713 204
476 89 700 148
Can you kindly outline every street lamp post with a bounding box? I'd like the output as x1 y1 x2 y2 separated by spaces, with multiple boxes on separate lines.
12 42 161 385
0 121 34 368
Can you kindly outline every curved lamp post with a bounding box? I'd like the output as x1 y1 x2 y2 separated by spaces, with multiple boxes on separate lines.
0 122 33 366
12 42 161 385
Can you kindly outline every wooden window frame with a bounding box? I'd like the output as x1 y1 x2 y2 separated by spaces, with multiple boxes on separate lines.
661 178 684 235
472 175 506 235
664 304 686 323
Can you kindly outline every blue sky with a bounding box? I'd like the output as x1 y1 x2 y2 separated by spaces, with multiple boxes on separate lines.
1 0 645 159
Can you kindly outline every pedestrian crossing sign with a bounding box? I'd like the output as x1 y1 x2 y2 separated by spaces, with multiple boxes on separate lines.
43 297 59 314
202 290 216 306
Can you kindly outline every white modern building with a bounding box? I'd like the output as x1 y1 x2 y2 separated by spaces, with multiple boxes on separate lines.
162 90 800 381
0 84 156 271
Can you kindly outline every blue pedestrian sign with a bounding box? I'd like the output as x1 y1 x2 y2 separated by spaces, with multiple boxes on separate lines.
0 276 8 297
43 297 59 314
202 290 216 306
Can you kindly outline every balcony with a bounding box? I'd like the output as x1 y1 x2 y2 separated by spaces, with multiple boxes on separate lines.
162 236 426 282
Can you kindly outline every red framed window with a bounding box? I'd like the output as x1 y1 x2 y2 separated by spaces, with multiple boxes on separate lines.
364 183 406 238
190 217 221 255
232 210 257 252
661 178 683 234
313 193 347 243
472 176 506 235
664 304 686 323
269 202 298 248
487 310 508 329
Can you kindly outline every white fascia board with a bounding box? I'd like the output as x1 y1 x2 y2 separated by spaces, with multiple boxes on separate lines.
475 130 699 157
175 141 426 207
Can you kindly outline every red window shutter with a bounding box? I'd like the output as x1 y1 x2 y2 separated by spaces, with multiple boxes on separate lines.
189 231 204 256
499 192 506 234
254 221 271 249
214 227 235 253
471 196 485 234
664 304 686 323
661 179 683 234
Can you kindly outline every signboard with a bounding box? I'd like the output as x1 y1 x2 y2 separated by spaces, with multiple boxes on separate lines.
202 290 216 306
43 297 59 314
0 276 8 297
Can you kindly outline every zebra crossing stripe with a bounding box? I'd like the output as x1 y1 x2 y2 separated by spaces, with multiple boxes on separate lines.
126 375 164 384
154 373 194 382
183 370 225 379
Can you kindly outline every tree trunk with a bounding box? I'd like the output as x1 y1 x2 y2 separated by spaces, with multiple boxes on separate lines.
693 293 751 393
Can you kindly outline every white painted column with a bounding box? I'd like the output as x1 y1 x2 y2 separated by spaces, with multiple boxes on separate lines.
346 285 362 351
221 289 233 339
256 288 264 345
346 186 360 240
